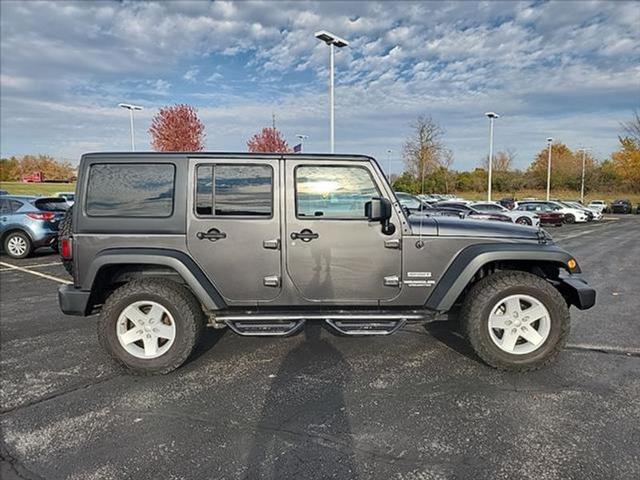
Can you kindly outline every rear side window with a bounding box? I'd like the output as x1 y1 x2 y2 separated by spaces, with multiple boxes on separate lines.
196 164 272 217
86 163 175 217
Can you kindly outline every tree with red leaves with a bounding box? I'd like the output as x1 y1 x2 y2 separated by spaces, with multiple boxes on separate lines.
149 104 205 151
247 127 291 153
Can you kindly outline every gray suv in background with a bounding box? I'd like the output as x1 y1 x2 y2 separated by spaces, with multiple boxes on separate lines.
58 153 595 375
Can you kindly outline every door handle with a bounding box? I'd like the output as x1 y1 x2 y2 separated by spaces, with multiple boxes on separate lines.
290 229 319 242
196 228 227 242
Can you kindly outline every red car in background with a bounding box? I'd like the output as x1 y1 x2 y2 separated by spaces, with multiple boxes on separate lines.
514 203 564 226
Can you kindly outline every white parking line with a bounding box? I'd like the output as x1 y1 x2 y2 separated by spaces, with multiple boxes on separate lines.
0 261 62 272
0 261 71 284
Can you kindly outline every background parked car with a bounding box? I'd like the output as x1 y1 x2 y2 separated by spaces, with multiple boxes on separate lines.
55 192 75 206
471 202 540 226
514 203 564 227
517 200 588 224
610 199 632 214
433 201 513 222
394 192 432 214
498 197 517 210
0 196 68 259
563 201 602 221
0 190 8 196
587 200 608 213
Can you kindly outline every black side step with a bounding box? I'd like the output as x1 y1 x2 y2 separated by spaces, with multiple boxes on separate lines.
225 319 305 337
325 319 406 336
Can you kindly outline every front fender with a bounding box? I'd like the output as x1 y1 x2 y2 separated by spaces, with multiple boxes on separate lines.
425 243 579 312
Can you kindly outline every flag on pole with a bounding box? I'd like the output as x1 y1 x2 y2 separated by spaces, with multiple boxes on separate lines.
293 143 302 153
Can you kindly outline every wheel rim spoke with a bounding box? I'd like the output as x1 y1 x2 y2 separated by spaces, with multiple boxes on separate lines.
522 305 546 323
519 326 544 346
122 305 148 326
501 329 519 352
489 313 510 329
154 323 174 340
120 328 143 345
142 336 158 356
147 304 165 323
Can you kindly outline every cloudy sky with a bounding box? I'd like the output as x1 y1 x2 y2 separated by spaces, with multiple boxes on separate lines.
1 0 639 171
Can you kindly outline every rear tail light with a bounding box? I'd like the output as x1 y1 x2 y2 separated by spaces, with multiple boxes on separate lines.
26 212 56 221
60 237 73 259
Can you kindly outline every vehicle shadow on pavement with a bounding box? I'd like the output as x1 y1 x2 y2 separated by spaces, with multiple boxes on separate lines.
243 324 358 479
424 321 484 365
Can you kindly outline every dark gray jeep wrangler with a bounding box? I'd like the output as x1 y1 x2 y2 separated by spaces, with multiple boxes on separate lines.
58 152 595 374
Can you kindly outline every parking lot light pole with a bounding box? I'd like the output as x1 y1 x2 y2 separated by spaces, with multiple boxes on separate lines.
485 112 499 201
296 134 308 153
578 147 590 204
546 137 553 201
315 30 349 154
386 149 393 179
118 103 143 151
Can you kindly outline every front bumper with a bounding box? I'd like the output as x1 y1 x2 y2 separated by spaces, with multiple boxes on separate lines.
58 285 91 316
557 275 596 310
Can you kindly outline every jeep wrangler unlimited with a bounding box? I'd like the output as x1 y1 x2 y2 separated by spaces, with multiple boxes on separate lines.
58 153 595 375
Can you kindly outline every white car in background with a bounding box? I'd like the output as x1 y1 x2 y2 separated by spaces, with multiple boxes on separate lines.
587 200 608 213
55 192 75 206
564 201 603 220
517 200 589 223
471 202 541 227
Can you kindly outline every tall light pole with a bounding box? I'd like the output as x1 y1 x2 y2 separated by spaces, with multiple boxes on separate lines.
577 147 590 204
315 30 349 153
386 149 393 179
296 134 308 153
118 103 143 151
546 137 553 201
485 112 499 201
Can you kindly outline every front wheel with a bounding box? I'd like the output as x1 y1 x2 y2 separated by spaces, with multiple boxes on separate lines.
4 231 32 259
515 216 532 226
98 279 205 375
460 271 570 371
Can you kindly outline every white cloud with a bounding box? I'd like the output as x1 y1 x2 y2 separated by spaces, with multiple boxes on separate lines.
182 67 199 82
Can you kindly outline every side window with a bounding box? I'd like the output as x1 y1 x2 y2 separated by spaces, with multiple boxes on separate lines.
295 165 379 219
9 200 22 213
196 164 272 217
86 163 175 217
0 199 8 214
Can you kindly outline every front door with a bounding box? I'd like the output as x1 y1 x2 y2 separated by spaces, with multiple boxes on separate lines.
187 158 281 303
285 161 402 304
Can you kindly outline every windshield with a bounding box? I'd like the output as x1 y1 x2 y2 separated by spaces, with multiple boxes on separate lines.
33 198 69 212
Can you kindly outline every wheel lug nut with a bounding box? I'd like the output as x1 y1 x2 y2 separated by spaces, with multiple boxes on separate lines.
506 320 511 325
137 329 143 334
146 334 151 339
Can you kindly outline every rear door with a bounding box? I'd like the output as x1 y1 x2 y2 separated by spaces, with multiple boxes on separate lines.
186 158 282 303
284 160 402 304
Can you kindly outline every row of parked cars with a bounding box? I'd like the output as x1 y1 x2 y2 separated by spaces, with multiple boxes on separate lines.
0 192 74 259
394 192 639 227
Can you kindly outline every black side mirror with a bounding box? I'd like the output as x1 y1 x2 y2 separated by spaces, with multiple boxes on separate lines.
365 197 395 235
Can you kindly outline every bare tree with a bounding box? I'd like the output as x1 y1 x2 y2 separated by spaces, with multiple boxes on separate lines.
620 108 640 144
481 149 516 171
402 116 452 186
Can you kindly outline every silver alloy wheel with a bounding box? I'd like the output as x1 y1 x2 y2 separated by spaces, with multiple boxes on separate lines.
116 300 176 359
7 235 27 257
488 294 551 355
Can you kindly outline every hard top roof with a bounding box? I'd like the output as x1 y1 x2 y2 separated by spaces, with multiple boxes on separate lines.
81 151 377 163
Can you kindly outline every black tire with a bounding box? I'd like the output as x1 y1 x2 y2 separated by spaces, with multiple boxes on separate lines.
459 271 570 372
58 206 73 276
3 231 32 259
564 214 575 224
515 216 532 226
98 279 205 375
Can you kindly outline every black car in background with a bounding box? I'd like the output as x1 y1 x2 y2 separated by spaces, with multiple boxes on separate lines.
499 197 517 210
434 202 513 222
610 199 632 214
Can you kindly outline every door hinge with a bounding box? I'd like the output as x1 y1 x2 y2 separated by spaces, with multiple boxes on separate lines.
384 239 401 249
263 239 280 250
263 275 280 287
384 275 400 287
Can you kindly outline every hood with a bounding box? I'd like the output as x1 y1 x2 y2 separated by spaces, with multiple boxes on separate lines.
408 215 543 241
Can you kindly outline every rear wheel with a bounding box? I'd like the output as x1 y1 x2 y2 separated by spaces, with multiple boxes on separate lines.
460 271 570 371
4 231 32 259
515 216 532 226
98 279 205 375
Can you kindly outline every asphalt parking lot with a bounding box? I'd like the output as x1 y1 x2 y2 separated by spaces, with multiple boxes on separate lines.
1 217 639 480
